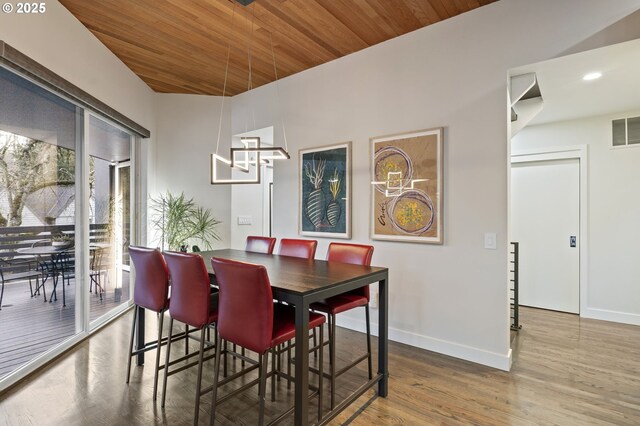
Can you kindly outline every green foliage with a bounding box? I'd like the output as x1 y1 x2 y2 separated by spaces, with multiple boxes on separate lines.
149 191 221 251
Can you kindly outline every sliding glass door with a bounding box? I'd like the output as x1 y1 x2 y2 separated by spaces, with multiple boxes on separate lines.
0 67 138 387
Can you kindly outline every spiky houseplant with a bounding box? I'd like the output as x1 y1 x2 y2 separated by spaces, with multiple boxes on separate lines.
149 191 221 251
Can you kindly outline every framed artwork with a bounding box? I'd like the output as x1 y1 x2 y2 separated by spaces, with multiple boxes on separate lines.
299 142 351 239
371 128 443 244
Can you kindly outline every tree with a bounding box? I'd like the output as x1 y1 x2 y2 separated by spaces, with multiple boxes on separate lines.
0 132 75 226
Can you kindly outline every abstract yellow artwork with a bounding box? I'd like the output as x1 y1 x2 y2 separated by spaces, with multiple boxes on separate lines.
371 128 443 244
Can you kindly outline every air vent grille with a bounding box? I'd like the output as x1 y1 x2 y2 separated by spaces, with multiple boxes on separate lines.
612 116 640 147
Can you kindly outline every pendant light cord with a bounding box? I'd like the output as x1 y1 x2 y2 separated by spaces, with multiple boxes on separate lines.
215 2 237 156
269 32 288 153
245 2 257 133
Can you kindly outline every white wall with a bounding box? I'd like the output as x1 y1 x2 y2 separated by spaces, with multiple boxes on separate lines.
513 112 640 325
225 0 640 370
154 94 232 248
229 127 274 249
0 0 156 244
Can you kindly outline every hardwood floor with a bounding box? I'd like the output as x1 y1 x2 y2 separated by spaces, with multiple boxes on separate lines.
0 307 638 425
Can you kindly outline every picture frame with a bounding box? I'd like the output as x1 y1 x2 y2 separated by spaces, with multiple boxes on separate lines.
299 142 351 239
370 128 443 244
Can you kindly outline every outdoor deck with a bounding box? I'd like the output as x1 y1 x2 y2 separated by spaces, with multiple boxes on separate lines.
0 272 129 378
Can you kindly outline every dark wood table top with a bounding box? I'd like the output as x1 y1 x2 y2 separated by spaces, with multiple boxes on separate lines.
199 249 387 296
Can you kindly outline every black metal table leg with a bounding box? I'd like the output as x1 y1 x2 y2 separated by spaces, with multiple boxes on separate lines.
378 275 388 397
293 298 309 425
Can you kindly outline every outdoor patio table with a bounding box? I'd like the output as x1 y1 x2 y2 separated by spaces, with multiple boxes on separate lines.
16 246 70 307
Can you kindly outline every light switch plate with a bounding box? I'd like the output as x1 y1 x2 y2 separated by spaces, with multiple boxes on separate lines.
484 232 497 249
238 215 252 225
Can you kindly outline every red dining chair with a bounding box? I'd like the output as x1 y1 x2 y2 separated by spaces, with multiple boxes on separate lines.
245 236 276 254
310 242 374 409
126 246 170 400
278 238 318 259
162 251 219 425
209 257 325 424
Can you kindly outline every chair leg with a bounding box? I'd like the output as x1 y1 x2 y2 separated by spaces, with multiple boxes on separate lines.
313 328 318 358
37 276 46 302
209 335 223 426
318 324 324 421
329 314 336 410
126 306 138 384
287 342 291 390
365 305 373 380
161 317 174 407
50 274 58 302
258 352 268 426
194 327 206 425
271 347 276 402
153 311 165 400
223 340 228 378
185 324 189 356
0 281 4 310
276 345 281 382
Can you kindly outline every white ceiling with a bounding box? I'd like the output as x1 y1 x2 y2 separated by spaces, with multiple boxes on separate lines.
511 38 640 125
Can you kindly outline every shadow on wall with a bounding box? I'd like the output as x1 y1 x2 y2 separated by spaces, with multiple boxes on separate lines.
559 9 640 58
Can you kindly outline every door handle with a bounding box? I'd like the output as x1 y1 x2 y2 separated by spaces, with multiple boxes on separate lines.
570 236 576 247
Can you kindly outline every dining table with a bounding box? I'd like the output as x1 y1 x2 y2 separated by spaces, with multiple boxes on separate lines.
134 248 389 425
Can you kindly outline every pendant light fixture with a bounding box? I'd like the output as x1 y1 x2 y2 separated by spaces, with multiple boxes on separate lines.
371 173 429 197
211 0 290 185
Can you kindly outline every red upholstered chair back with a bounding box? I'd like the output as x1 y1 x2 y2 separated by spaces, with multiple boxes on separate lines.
129 246 169 312
245 236 277 254
164 251 212 328
278 238 318 259
211 257 274 354
326 243 374 300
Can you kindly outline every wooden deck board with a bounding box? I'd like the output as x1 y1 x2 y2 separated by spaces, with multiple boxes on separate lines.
0 273 129 378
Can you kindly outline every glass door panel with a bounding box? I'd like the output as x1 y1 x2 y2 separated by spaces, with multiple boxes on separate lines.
88 116 132 323
0 67 82 379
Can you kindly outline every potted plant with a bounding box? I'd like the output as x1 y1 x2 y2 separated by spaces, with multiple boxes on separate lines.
149 191 221 251
51 233 73 248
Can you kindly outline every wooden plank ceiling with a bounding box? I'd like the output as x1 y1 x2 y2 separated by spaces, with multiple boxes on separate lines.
59 0 497 96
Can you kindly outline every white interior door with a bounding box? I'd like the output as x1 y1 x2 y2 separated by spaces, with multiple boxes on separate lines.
511 158 580 313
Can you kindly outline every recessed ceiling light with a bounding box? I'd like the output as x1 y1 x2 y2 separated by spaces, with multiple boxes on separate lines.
583 72 602 81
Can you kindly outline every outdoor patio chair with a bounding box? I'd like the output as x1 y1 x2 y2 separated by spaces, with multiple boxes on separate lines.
0 258 45 310
90 247 109 300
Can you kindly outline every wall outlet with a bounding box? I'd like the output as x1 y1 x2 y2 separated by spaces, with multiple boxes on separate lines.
238 215 252 225
484 232 497 249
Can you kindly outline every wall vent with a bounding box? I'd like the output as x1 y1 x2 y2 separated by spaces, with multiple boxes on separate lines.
612 116 640 147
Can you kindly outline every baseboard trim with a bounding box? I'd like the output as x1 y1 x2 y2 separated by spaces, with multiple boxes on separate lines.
582 307 640 326
335 315 512 371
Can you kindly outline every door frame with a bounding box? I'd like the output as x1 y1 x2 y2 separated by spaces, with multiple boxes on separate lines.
510 145 588 315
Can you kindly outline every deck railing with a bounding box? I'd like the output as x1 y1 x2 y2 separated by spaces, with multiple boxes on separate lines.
0 224 109 274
